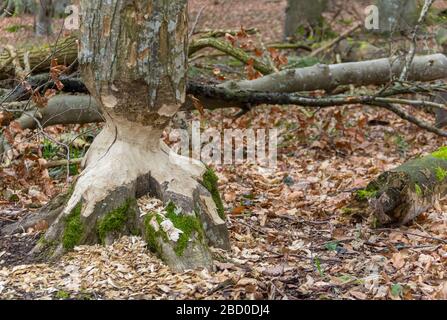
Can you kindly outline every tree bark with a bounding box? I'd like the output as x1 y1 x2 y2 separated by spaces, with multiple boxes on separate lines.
376 0 419 34
11 0 230 272
348 147 447 226
35 0 53 36
284 0 327 40
220 54 447 93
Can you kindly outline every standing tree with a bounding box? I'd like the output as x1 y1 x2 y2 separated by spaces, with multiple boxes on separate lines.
35 0 53 36
27 0 230 271
284 0 328 40
376 0 419 34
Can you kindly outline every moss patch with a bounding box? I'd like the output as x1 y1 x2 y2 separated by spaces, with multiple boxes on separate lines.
356 185 379 201
144 203 205 257
414 183 423 196
97 199 134 244
202 168 225 219
165 202 204 256
435 166 447 182
55 290 70 299
62 203 84 250
144 213 166 254
431 146 447 160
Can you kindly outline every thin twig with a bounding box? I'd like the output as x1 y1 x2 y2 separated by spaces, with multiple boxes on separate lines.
399 0 435 81
189 5 206 39
374 228 447 244
310 22 361 58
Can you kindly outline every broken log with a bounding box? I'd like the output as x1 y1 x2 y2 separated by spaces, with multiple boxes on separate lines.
348 146 447 226
0 36 78 81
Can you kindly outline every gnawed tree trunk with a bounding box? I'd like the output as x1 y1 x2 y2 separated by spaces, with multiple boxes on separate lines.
284 0 328 40
5 0 230 272
376 0 419 34
347 147 447 226
35 0 53 36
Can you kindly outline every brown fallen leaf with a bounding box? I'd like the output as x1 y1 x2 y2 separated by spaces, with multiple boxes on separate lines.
391 252 406 270
231 206 245 215
349 290 368 300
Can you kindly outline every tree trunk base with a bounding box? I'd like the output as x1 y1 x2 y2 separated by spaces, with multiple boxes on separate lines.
2 131 230 272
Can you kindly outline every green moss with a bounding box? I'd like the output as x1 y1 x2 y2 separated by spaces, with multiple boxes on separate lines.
62 203 84 250
435 167 447 182
55 290 70 300
415 183 423 196
5 24 24 33
144 203 205 257
144 213 164 254
431 146 447 160
97 199 134 244
165 203 204 256
341 207 353 215
202 168 225 219
38 234 56 248
356 185 379 201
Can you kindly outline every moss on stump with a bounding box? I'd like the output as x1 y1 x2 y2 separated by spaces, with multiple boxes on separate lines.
201 168 225 219
96 198 135 244
62 203 84 250
144 202 206 258
348 146 447 226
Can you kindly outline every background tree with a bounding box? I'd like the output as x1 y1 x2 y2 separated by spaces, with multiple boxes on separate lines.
284 0 328 40
35 0 53 36
376 0 419 34
1 0 34 16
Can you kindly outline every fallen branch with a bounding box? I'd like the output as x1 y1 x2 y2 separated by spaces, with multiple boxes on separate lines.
0 34 273 82
0 36 78 81
13 95 104 130
3 83 446 138
367 102 447 137
44 158 83 169
189 38 274 74
310 22 362 58
373 228 447 244
193 28 259 38
220 54 447 92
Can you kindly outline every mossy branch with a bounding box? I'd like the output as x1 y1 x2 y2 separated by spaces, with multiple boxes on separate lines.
189 38 275 75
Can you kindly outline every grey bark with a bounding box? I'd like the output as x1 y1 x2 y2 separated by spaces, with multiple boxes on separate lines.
53 0 70 17
15 95 103 129
35 0 53 36
221 54 447 93
284 0 328 40
21 0 229 272
376 0 419 34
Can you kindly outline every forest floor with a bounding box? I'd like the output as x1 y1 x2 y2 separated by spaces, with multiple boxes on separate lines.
0 0 447 300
